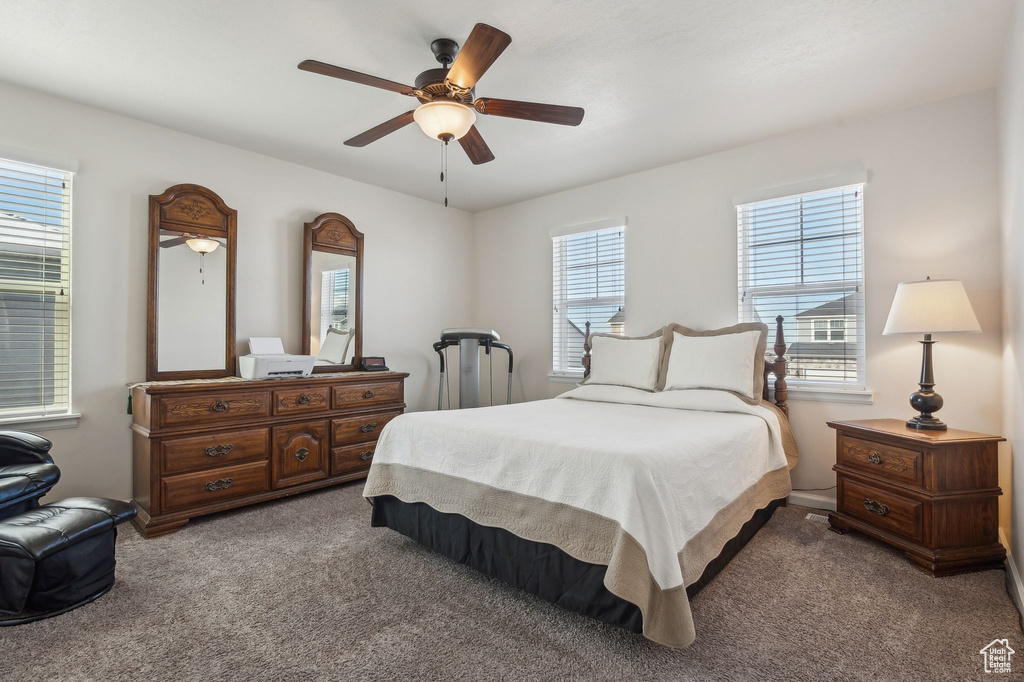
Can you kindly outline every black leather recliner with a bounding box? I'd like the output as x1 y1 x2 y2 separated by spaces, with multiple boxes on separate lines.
0 431 61 517
0 430 136 625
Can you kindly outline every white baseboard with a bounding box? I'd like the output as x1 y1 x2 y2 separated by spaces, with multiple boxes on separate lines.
1000 528 1024 632
787 491 836 511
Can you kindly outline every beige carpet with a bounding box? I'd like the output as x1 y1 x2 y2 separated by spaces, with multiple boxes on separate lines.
1 482 1020 681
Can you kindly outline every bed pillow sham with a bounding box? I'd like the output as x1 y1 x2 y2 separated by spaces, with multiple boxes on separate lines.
583 328 666 392
658 322 768 404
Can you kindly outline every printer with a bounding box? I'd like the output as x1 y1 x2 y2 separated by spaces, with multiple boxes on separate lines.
238 337 315 379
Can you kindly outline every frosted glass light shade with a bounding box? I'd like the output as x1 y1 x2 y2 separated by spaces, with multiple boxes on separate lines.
882 278 981 335
413 101 476 141
186 237 219 254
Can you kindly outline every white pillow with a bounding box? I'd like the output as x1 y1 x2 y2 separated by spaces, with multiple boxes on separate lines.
318 327 350 364
587 334 663 391
663 330 762 399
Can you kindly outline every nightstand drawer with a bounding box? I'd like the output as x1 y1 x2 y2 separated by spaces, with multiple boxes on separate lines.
839 478 924 543
839 436 922 487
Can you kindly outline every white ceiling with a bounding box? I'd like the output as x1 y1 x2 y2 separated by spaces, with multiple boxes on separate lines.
0 0 1015 212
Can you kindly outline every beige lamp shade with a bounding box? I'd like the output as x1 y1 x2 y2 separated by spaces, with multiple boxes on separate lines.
882 278 981 335
413 101 477 141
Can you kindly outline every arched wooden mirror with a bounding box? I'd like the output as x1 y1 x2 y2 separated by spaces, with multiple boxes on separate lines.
147 184 236 381
301 213 363 372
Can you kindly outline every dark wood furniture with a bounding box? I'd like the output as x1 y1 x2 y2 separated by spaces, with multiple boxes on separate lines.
130 372 407 538
147 184 237 381
581 314 789 416
301 212 363 372
827 419 1005 576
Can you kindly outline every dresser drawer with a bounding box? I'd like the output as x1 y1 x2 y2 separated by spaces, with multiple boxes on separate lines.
160 461 269 513
161 427 269 475
331 410 401 446
333 380 403 409
159 391 270 427
331 442 377 477
839 477 924 543
839 436 922 488
273 387 331 416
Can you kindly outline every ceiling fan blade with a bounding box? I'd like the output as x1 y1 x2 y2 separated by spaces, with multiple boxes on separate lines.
458 126 495 165
475 98 584 126
159 237 191 248
298 60 414 96
344 110 417 147
446 24 512 92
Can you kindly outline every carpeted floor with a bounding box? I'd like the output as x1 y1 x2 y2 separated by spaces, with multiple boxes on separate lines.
1 482 1020 681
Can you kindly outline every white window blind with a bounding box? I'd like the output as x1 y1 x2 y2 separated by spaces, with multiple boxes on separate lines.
552 225 625 374
319 268 350 344
0 157 72 418
737 184 865 389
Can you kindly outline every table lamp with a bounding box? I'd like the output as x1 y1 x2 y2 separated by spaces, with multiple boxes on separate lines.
882 277 981 430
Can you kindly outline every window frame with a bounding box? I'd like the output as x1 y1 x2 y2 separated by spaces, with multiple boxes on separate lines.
0 155 77 428
737 183 866 392
550 222 626 377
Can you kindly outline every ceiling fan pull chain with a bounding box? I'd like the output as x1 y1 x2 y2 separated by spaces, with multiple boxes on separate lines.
199 252 205 285
444 139 449 207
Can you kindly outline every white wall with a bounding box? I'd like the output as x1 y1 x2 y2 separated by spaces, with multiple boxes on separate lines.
1000 6 1024 575
0 81 475 501
472 90 1005 518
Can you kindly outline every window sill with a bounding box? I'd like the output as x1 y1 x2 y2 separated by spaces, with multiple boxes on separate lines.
548 373 583 385
785 387 874 405
0 412 81 431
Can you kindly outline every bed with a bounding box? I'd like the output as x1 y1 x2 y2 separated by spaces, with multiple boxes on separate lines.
363 317 797 647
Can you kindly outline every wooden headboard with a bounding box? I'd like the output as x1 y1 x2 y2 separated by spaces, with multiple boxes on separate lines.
581 315 789 416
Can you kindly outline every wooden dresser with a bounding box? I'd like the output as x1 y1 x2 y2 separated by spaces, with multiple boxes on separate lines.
827 419 1005 576
130 371 407 537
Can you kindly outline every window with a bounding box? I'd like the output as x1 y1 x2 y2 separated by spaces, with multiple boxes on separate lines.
552 225 625 374
319 267 350 344
0 157 72 419
737 184 865 389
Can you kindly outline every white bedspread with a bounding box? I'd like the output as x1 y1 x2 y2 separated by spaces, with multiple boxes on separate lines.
366 385 789 591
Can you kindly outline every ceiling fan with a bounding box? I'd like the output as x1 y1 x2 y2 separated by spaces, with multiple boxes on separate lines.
298 23 585 166
159 233 223 254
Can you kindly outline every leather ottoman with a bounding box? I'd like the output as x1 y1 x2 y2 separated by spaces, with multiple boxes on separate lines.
0 497 136 624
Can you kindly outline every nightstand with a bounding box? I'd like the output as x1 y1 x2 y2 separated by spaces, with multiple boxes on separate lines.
827 419 1005 576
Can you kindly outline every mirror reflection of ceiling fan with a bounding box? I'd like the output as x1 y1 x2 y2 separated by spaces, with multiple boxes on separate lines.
298 23 584 176
159 233 224 254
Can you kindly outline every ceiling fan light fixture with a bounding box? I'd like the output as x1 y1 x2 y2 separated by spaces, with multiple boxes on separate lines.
413 100 476 141
185 236 219 254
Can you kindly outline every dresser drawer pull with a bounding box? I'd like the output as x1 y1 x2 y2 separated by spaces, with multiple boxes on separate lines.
205 477 234 492
297 393 311 405
211 400 228 413
863 498 890 516
359 422 379 433
868 451 882 464
204 444 234 458
363 390 375 399
295 447 310 463
358 449 374 461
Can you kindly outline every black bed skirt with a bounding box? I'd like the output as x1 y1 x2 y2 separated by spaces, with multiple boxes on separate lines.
370 495 784 635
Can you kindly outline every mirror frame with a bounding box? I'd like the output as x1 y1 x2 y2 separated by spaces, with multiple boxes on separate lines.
146 183 237 381
302 212 363 373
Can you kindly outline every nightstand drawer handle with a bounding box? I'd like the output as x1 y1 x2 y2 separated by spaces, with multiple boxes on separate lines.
867 451 882 464
359 422 379 433
295 447 310 462
358 449 374 461
363 390 375 399
863 498 889 516
211 400 228 413
297 393 312 405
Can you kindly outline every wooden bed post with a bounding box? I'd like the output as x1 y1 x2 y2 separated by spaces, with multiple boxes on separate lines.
770 315 788 416
582 321 592 378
